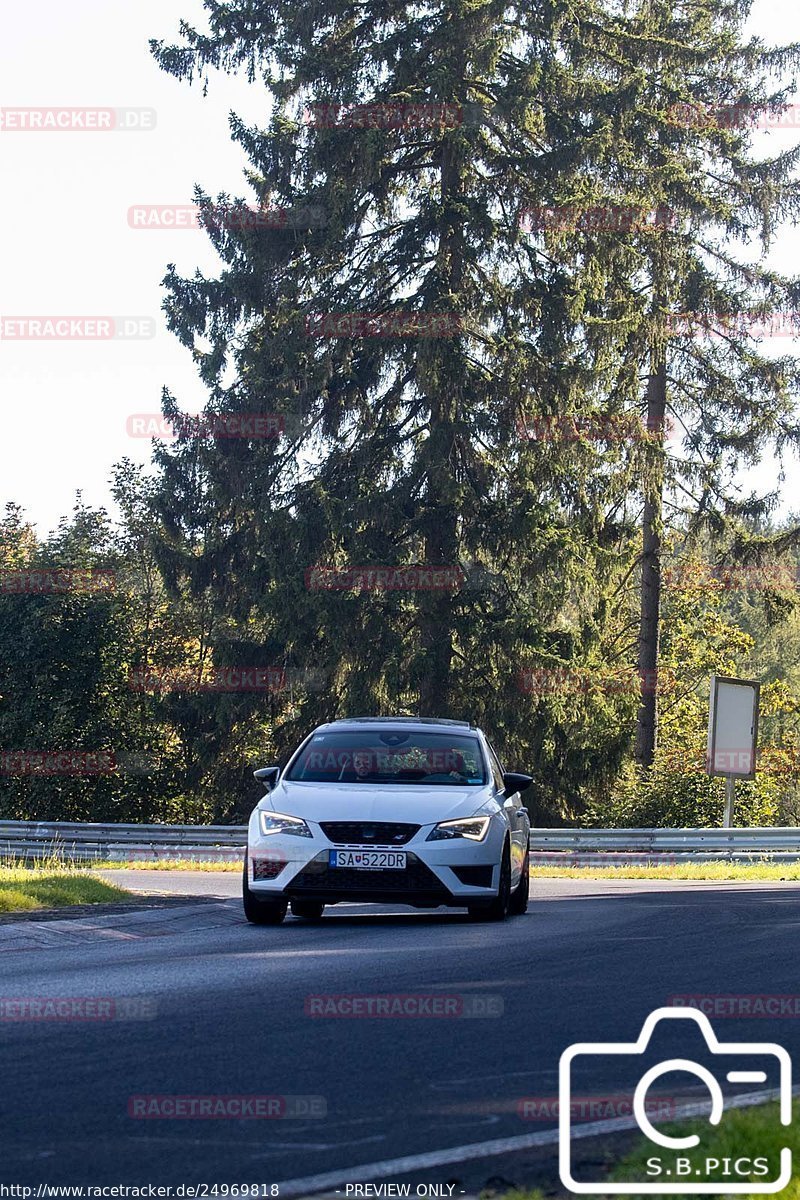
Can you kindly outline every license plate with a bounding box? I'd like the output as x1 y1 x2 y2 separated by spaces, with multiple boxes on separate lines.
329 850 407 870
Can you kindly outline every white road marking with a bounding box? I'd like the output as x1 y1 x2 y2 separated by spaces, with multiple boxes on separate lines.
273 1085 792 1198
131 1135 388 1152
428 1069 543 1091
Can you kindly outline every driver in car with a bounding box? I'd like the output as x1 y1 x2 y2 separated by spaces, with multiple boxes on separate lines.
352 750 381 780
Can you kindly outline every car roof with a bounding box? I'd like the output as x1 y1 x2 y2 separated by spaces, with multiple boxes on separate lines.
315 716 480 734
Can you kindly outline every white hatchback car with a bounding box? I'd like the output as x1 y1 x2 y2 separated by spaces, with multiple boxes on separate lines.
243 716 532 924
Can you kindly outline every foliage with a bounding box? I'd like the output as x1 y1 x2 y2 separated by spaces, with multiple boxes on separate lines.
586 544 800 826
0 866 131 913
612 1102 798 1198
4 0 800 825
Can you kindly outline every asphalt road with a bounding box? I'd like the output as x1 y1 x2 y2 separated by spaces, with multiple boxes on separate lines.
1 876 799 1194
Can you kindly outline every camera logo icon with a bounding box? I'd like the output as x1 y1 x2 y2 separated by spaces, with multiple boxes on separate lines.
559 1007 791 1193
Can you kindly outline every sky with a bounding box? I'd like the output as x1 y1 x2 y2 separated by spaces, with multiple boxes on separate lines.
1 0 800 536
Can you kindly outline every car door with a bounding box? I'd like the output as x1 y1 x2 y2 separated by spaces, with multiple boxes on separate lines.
487 741 528 883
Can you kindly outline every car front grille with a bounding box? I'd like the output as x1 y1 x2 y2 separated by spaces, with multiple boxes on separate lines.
319 821 420 845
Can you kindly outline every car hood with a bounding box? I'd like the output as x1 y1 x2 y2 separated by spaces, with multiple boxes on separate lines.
260 780 493 826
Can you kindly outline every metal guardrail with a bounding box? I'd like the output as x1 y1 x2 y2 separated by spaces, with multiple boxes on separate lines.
529 826 800 864
3 820 800 864
0 820 247 863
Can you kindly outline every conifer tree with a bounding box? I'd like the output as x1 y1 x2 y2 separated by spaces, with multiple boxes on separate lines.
531 0 800 765
148 0 642 790
148 0 800 807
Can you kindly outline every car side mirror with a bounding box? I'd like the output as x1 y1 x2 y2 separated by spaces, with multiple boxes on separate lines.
502 771 533 798
254 765 280 791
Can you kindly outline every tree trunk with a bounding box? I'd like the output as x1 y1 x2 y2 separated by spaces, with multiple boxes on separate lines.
635 359 667 768
418 36 465 717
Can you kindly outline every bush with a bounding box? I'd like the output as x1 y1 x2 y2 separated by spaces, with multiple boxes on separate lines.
584 756 782 827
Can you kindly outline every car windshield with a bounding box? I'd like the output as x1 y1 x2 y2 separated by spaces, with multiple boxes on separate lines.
286 730 487 785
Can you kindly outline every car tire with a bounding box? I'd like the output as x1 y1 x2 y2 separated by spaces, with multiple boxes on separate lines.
509 845 530 915
468 842 511 922
242 862 288 925
290 900 325 920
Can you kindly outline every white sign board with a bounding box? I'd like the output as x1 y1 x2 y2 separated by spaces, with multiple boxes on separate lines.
706 675 759 779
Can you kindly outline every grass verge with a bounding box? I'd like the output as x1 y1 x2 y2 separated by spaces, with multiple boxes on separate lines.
532 860 800 881
6 856 800 880
1 853 242 872
108 859 800 879
93 858 242 871
609 1100 796 1198
0 865 132 912
489 1101 795 1199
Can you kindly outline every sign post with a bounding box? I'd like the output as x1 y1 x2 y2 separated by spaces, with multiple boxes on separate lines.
706 675 760 829
723 774 736 829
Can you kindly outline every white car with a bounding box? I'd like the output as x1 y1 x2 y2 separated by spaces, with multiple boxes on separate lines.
243 716 532 924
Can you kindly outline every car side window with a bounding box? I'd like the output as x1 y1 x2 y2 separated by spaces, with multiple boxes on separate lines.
487 744 505 793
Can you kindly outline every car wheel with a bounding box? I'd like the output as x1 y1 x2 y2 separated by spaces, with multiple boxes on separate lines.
290 900 325 920
468 842 511 922
509 845 530 915
242 862 288 925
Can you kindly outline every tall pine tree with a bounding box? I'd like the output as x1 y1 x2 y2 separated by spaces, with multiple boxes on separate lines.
148 0 643 811
525 0 800 766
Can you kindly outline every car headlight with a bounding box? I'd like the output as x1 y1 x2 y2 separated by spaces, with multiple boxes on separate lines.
426 816 490 842
259 811 312 838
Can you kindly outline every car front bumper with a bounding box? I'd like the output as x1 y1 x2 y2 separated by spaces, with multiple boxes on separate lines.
246 816 503 907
